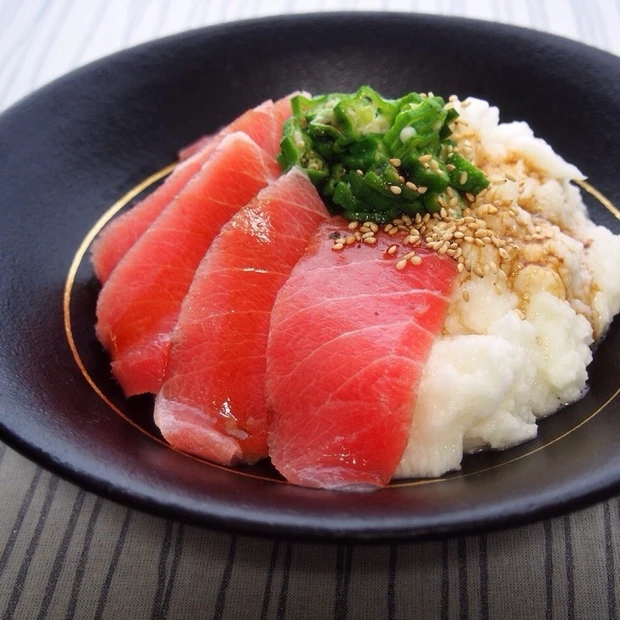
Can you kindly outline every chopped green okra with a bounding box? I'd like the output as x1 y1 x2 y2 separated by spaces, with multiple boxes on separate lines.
277 86 489 222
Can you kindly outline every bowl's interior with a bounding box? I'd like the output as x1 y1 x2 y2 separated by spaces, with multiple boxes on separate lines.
2 13 620 541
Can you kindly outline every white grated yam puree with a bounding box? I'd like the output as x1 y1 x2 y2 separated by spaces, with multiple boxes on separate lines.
395 97 620 479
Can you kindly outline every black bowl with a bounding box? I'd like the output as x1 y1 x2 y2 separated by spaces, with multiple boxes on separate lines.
2 12 620 542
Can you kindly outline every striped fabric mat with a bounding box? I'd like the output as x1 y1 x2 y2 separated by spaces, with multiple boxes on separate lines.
1 1 619 619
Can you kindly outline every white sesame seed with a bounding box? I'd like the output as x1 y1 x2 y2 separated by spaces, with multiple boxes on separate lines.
389 158 401 167
348 221 359 230
332 243 344 251
363 237 378 245
411 256 422 265
390 185 402 195
396 259 408 270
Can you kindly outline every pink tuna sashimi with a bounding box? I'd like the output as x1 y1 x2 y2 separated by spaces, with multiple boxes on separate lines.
96 132 280 397
266 219 457 490
177 135 215 162
273 92 297 124
178 93 296 161
154 168 328 466
91 99 283 283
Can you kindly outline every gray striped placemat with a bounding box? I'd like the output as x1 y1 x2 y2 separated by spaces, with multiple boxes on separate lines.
1 1 620 618
1 447 619 619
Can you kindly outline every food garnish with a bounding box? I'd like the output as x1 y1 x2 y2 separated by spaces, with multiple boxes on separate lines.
277 86 489 223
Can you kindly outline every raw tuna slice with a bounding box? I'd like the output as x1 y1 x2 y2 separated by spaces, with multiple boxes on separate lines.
154 168 328 465
91 99 283 283
266 219 458 489
177 95 297 162
96 132 280 397
273 92 296 123
177 134 215 162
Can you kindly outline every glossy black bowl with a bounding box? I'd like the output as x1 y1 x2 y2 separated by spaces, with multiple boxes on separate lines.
1 12 620 542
